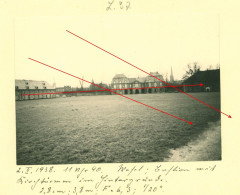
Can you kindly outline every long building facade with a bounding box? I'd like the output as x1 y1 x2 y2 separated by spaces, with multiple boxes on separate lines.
111 72 170 95
15 80 56 101
15 69 175 100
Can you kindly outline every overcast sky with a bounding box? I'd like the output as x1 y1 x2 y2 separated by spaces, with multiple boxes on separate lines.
15 13 219 87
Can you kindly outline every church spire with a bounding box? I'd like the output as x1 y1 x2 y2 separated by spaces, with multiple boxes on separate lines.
170 66 174 82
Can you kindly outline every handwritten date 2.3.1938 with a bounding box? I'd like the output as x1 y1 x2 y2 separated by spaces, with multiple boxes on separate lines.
106 0 131 11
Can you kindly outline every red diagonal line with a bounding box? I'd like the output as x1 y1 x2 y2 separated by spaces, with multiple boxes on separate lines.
21 84 202 96
28 58 193 125
66 30 231 118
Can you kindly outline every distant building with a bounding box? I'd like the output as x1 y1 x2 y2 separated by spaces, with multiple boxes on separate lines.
15 68 177 100
182 69 220 92
89 81 112 95
55 87 64 94
111 71 168 95
55 86 72 97
15 80 56 101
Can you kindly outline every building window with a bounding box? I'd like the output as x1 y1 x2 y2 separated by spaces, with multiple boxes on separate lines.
15 86 19 89
35 86 38 89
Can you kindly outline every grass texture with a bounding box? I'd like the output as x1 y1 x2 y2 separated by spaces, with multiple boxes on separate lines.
16 92 221 164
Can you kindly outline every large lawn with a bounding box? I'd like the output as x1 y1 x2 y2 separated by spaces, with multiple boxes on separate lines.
16 92 221 165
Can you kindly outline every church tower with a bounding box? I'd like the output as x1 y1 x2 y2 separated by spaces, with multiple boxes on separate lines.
170 66 174 82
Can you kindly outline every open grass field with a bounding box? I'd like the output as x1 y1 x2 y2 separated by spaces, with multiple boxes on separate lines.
16 92 221 165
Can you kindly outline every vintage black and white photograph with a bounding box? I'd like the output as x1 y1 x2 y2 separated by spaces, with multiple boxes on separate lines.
15 14 221 165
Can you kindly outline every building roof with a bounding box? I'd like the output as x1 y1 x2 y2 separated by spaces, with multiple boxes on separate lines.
15 79 55 90
113 74 127 79
112 72 164 83
147 72 164 81
136 77 146 83
128 78 137 83
149 71 162 77
146 75 164 82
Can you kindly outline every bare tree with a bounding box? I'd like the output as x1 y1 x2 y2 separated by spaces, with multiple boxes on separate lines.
182 62 201 80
